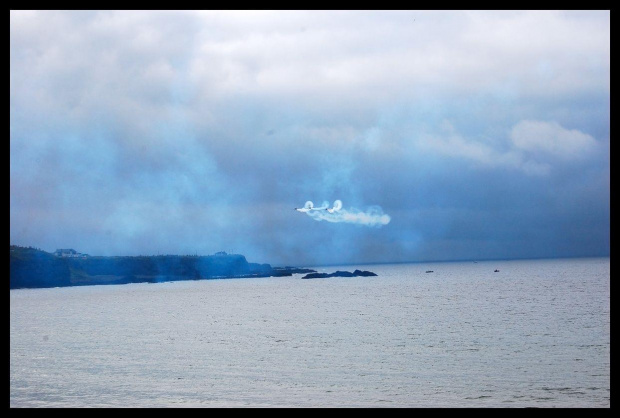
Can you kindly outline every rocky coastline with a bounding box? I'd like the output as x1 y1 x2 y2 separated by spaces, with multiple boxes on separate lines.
10 245 316 289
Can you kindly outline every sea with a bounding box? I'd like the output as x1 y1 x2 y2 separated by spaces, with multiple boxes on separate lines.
10 257 610 408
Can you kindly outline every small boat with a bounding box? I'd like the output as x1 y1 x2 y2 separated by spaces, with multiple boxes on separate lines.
425 270 433 273
494 269 499 272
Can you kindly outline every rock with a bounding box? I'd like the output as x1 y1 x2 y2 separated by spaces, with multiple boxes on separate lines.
353 270 378 277
302 270 377 279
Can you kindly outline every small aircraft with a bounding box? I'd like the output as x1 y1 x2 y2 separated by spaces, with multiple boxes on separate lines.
296 200 340 213
326 200 342 213
295 201 318 212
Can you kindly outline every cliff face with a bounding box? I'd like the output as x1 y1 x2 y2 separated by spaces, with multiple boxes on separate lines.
9 246 288 289
10 246 72 289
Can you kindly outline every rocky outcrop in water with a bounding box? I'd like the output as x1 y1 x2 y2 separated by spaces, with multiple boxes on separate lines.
301 269 377 279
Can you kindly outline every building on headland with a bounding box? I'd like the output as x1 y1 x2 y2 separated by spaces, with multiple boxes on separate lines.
54 249 88 258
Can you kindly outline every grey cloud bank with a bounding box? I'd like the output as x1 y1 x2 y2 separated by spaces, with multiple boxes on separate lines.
10 10 609 266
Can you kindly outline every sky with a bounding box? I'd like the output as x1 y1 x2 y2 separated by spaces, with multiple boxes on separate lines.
10 10 610 266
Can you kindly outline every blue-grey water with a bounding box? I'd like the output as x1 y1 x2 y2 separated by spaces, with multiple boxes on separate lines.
10 257 610 408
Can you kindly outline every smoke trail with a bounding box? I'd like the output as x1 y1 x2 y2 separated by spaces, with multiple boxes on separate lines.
297 199 390 227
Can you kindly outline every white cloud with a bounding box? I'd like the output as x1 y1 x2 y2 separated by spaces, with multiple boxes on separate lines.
510 120 597 160
10 10 610 126
181 10 610 101
416 119 595 175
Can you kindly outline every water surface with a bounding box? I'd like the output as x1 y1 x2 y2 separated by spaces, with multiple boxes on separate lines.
10 257 610 407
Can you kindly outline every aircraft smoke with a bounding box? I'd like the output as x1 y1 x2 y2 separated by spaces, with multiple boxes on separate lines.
297 199 390 227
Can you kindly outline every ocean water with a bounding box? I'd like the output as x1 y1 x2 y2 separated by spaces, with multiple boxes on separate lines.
10 257 610 408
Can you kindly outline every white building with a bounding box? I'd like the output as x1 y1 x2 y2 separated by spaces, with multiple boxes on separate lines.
54 249 84 258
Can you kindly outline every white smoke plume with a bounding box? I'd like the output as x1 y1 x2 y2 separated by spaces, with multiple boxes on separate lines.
296 200 390 227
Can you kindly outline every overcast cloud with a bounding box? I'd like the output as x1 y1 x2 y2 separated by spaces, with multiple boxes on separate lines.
10 10 610 266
